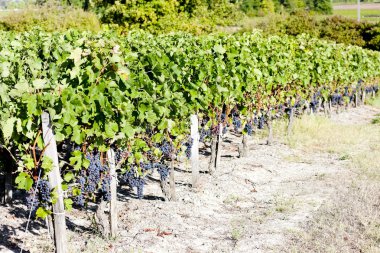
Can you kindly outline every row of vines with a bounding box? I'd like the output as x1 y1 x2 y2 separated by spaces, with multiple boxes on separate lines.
0 29 379 251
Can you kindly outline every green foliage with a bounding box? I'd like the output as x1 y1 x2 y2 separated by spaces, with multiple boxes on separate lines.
260 0 275 15
251 12 380 51
0 6 101 32
312 0 332 14
283 10 319 36
319 16 367 47
97 0 243 33
283 0 305 11
240 0 332 15
0 29 379 214
241 0 261 16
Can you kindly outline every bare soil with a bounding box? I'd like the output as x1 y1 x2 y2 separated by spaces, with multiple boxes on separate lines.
0 105 379 253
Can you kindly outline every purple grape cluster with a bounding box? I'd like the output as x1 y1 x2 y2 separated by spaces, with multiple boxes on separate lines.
153 163 169 181
232 112 241 132
184 137 193 159
222 125 228 134
310 92 320 113
331 91 343 105
26 191 39 211
37 179 51 204
200 128 211 142
244 121 253 136
72 151 110 206
258 115 266 130
101 175 111 201
122 166 145 199
158 141 173 158
140 162 153 171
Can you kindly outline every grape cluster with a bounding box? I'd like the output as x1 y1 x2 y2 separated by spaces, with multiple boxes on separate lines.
184 137 193 159
146 127 154 136
365 85 379 94
232 112 241 132
154 163 169 181
101 175 111 201
26 191 40 211
140 162 154 171
253 117 258 126
220 113 226 122
200 128 211 142
158 141 173 158
73 194 85 207
25 178 51 211
344 87 349 97
331 91 343 105
115 149 123 164
122 167 145 199
222 125 228 134
71 151 111 206
37 179 51 204
244 121 253 136
309 92 321 113
258 115 266 130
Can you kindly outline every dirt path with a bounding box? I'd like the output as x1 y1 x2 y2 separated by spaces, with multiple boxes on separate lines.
333 3 380 10
0 105 379 253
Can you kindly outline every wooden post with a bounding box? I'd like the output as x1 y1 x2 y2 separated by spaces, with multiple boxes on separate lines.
362 90 366 105
287 108 294 136
169 160 176 201
267 118 273 145
318 98 322 112
4 170 12 205
355 90 359 107
215 123 223 170
323 100 329 117
208 136 217 175
239 134 248 158
190 115 199 188
107 148 117 238
41 112 67 253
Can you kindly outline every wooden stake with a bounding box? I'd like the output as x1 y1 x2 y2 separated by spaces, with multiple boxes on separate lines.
287 108 294 136
362 90 366 105
169 159 176 201
190 115 199 188
355 90 359 107
95 199 110 237
208 135 217 175
107 148 117 238
239 134 248 158
215 123 223 170
41 112 67 253
267 118 273 145
4 170 12 205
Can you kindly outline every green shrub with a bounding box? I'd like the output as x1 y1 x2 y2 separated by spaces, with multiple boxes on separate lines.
319 16 367 48
248 11 380 51
283 10 319 36
240 0 332 15
259 0 275 15
0 6 101 32
312 0 332 14
98 0 243 33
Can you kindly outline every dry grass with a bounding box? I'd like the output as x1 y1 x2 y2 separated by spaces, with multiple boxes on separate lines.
287 182 380 253
271 102 380 252
273 113 380 180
